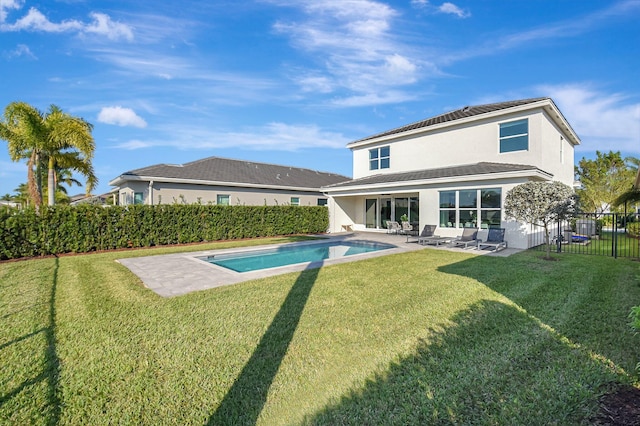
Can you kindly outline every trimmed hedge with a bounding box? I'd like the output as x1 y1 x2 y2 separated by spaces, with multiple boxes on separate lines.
0 204 329 260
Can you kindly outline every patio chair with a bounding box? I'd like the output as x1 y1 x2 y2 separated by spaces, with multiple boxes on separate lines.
401 221 415 235
451 228 479 249
386 221 401 234
477 227 508 252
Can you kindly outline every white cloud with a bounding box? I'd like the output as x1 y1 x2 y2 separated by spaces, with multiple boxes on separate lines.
3 7 83 32
438 3 470 18
271 0 425 105
0 6 133 41
0 0 22 23
112 122 350 151
443 1 640 64
98 106 147 128
84 13 134 41
538 84 640 155
114 140 153 150
410 0 470 18
331 91 417 107
4 43 36 59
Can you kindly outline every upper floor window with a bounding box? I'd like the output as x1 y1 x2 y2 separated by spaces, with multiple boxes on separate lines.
499 119 528 153
369 146 390 170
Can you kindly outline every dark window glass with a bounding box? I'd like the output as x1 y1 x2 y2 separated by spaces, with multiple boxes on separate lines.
481 189 501 208
440 210 456 228
500 119 528 138
459 190 477 208
439 191 455 208
500 135 528 153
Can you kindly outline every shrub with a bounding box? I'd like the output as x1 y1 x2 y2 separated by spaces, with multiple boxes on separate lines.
0 204 329 260
628 222 640 239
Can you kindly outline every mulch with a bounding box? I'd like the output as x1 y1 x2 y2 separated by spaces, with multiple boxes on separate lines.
593 385 640 425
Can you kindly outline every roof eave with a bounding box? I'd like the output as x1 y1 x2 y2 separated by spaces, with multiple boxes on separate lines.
323 169 553 195
346 98 581 149
109 174 322 192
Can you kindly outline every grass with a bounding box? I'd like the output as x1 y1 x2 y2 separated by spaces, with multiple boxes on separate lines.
1 237 639 425
540 231 640 258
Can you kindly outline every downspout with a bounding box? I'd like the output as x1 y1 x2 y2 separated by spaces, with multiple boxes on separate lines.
148 180 154 206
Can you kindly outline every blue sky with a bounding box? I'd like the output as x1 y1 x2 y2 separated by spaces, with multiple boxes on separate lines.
1 0 639 197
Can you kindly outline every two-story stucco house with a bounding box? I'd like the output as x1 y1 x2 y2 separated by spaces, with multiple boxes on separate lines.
109 156 350 207
323 98 580 249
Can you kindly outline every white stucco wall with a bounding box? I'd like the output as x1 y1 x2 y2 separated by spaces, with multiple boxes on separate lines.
351 108 576 187
117 181 328 207
328 176 544 249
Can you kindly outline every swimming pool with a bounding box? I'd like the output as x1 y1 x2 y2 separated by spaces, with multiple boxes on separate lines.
201 240 395 273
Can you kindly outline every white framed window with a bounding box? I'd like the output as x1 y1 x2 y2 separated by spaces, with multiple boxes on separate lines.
439 188 502 228
217 194 230 205
317 198 328 206
499 119 528 153
290 197 300 206
369 146 390 170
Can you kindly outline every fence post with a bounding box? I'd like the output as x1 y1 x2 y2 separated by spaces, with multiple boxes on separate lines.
556 219 562 253
613 213 618 259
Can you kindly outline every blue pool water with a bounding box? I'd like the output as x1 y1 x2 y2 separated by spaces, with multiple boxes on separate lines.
203 240 395 273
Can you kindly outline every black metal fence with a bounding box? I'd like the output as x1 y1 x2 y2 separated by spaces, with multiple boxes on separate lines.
529 212 640 259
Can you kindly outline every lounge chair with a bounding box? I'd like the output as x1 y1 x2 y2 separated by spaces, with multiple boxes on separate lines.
386 221 401 234
416 225 439 244
477 227 508 251
451 228 479 249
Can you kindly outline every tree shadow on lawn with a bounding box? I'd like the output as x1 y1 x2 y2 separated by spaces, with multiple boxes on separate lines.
306 299 623 425
437 253 640 375
0 257 61 425
207 263 320 425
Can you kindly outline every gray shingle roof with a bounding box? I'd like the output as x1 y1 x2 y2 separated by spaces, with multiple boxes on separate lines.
115 156 351 189
323 162 550 189
352 97 550 144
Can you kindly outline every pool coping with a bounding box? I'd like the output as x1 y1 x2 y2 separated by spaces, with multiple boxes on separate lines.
116 231 520 297
116 233 425 297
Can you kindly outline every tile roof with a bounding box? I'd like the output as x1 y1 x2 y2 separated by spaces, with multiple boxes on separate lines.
352 97 550 144
323 162 550 189
114 156 351 189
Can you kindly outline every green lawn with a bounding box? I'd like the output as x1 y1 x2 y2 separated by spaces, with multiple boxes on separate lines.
1 238 639 425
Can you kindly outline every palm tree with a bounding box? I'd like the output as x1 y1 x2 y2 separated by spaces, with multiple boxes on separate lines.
12 183 31 208
0 102 97 207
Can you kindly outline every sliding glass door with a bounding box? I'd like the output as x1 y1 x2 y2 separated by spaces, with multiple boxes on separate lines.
365 199 377 228
365 196 419 230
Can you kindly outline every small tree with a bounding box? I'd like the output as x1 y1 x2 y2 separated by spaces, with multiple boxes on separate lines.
505 181 577 259
575 151 637 216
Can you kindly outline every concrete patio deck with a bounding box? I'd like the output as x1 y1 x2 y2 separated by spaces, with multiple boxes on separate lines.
117 231 521 297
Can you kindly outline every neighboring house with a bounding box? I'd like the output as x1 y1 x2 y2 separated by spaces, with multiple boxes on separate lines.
109 156 350 207
322 98 580 249
69 192 115 206
0 200 20 208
